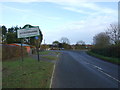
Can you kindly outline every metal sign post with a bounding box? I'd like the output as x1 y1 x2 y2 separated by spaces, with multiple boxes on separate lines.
37 46 40 62
17 25 41 62
35 36 40 61
21 39 23 61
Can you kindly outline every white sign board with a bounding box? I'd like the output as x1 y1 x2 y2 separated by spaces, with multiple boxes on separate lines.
17 27 40 38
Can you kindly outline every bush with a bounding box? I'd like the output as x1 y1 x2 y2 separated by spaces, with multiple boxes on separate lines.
91 44 120 58
2 45 28 61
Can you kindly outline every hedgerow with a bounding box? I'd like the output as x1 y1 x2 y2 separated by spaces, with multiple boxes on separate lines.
2 45 28 61
91 44 120 58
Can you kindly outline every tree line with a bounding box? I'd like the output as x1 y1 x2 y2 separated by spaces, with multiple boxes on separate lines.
0 25 43 47
93 23 120 47
0 25 88 50
92 23 120 58
42 37 88 50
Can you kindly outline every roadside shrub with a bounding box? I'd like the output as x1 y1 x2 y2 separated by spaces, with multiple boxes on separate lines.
2 45 28 61
91 44 120 58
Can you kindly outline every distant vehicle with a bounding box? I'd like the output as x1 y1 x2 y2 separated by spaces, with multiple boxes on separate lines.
59 48 64 50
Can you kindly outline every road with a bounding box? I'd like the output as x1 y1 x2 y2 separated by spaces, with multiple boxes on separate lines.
52 50 120 88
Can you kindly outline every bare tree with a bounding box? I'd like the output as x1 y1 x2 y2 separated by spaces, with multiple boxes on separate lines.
106 23 120 44
93 32 111 48
60 37 70 44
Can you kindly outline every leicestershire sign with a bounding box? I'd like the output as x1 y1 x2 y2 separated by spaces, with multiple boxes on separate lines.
17 24 42 62
17 27 40 38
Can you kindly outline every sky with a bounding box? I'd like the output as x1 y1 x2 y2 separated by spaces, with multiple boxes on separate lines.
0 0 118 44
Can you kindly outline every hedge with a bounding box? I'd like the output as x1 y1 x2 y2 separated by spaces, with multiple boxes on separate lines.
91 44 120 58
2 45 28 61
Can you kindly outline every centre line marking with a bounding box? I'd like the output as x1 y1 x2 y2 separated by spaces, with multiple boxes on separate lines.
85 62 120 83
93 65 103 70
97 69 120 83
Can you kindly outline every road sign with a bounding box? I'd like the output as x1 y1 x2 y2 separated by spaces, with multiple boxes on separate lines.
35 36 39 40
17 27 40 38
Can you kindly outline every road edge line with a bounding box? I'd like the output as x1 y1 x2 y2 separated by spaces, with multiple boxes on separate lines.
50 54 59 88
50 64 55 88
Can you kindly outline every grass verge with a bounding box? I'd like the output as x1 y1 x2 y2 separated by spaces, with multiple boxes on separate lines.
2 57 54 88
41 56 58 60
87 51 120 65
39 51 51 55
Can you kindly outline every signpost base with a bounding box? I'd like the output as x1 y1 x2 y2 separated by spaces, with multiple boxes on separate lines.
21 39 23 61
36 47 40 62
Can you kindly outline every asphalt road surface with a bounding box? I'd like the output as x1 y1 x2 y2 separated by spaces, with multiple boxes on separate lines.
52 50 120 88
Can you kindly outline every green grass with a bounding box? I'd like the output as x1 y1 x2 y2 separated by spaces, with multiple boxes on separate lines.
39 51 60 60
39 50 60 55
87 51 120 65
39 51 51 55
55 52 61 55
41 56 58 60
2 57 54 88
0 45 2 60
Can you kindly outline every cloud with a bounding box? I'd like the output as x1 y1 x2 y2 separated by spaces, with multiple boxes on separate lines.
1 4 30 13
57 1 117 40
1 1 117 44
59 2 117 15
46 16 62 20
51 12 117 44
33 1 117 44
62 6 91 15
0 0 119 2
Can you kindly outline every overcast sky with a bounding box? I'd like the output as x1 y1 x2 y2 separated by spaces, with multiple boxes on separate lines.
0 0 118 44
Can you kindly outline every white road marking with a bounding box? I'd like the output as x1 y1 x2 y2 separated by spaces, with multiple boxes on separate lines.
92 65 103 70
50 54 59 88
84 62 120 83
97 69 120 83
67 51 120 84
84 61 103 70
50 64 56 88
